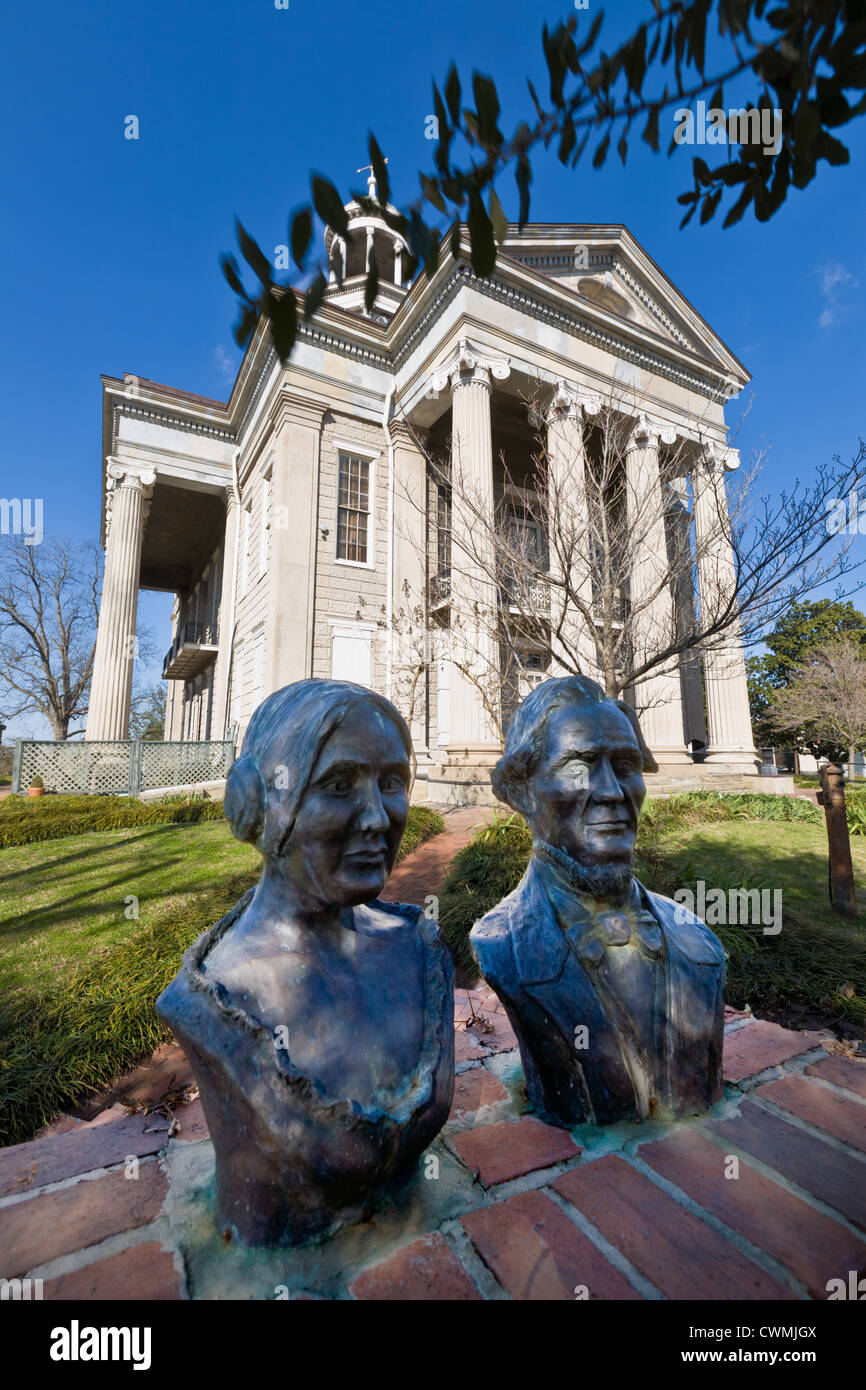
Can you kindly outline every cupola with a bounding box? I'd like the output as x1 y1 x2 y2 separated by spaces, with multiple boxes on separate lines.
323 165 412 323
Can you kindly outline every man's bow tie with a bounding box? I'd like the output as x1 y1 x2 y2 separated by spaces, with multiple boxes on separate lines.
565 909 664 968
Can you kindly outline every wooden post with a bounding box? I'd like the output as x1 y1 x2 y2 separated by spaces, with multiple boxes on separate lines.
817 763 858 918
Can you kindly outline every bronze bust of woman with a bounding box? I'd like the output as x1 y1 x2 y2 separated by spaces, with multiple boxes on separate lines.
157 679 454 1248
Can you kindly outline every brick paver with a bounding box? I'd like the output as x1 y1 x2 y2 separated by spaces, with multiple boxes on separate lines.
451 1116 580 1187
2 1160 168 1278
349 1233 482 1301
381 807 487 907
640 1127 866 1299
705 1101 866 1234
0 1112 170 1199
449 1067 508 1120
553 1155 792 1300
42 1242 183 1301
462 1189 640 1300
722 1018 818 1082
805 1054 866 1099
756 1074 866 1154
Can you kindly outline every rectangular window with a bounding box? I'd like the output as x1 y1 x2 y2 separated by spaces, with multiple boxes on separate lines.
336 453 370 563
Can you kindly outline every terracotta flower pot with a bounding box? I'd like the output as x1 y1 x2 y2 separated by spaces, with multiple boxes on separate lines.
28 786 45 797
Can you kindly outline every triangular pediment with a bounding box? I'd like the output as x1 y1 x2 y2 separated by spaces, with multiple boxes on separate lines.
499 224 746 379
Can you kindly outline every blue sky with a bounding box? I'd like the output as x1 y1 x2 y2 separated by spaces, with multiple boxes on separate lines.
1 0 864 737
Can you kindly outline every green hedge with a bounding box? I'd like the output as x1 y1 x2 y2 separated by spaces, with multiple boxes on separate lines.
0 793 226 848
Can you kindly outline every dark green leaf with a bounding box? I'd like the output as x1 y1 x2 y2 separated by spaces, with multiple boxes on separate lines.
232 303 257 349
220 253 246 299
420 173 447 214
290 208 313 271
303 271 327 320
624 26 647 95
516 155 532 227
368 133 390 205
693 155 712 185
642 104 660 151
364 255 380 313
468 189 496 275
489 187 508 245
575 9 603 60
445 64 462 124
700 187 723 223
721 184 753 228
473 72 503 148
235 219 272 287
617 127 629 165
815 129 851 166
311 176 349 236
559 116 577 165
592 131 610 168
266 290 297 363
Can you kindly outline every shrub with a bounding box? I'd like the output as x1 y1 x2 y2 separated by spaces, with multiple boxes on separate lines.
28 775 44 789
395 806 445 863
0 794 226 848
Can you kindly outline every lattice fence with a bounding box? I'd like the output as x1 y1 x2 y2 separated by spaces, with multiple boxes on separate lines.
12 740 235 796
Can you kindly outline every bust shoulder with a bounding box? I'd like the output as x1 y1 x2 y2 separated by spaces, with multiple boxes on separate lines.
641 885 726 967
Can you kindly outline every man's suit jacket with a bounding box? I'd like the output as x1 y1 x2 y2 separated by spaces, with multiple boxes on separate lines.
469 856 725 1127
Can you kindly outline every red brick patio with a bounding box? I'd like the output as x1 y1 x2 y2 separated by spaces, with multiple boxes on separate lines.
1 997 864 1300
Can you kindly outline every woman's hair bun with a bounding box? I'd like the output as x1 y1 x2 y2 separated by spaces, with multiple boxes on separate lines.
224 753 266 844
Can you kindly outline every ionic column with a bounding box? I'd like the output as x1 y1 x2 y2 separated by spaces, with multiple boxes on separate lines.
667 478 707 749
624 417 690 763
211 482 240 739
430 340 509 752
265 396 325 694
391 420 428 747
546 383 600 679
693 447 759 769
86 463 155 740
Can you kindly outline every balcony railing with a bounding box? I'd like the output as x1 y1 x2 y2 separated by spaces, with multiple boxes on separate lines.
428 569 451 609
163 621 219 681
499 575 551 616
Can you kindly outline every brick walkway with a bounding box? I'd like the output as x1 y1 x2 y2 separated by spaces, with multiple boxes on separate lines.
3 808 865 1300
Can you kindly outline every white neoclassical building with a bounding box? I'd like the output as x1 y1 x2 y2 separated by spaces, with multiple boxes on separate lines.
86 179 759 802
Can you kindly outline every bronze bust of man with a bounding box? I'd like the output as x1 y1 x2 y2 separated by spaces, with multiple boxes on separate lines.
470 676 724 1128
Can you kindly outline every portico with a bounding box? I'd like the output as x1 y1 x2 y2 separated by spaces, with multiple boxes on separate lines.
87 202 760 798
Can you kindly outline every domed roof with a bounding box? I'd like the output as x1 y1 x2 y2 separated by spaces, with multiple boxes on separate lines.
323 167 412 320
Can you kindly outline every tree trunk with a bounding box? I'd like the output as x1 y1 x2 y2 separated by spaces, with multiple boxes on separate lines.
849 743 857 784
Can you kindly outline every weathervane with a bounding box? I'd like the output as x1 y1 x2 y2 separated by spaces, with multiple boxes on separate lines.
356 158 388 201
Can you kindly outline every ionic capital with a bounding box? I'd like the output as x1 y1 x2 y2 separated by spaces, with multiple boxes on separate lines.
107 461 157 494
627 412 681 451
546 381 602 424
699 439 740 473
427 337 511 396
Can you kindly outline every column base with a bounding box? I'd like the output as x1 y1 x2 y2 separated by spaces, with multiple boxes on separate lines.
648 746 693 766
703 749 761 773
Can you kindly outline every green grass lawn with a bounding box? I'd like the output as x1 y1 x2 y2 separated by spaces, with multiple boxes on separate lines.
0 805 443 1145
638 817 866 1028
438 799 866 1035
